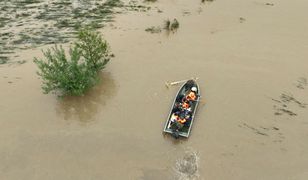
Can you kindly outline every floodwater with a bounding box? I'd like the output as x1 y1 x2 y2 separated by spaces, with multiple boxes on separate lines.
1 0 308 179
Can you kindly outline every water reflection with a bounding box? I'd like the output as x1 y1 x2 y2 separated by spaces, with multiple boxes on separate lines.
56 72 117 123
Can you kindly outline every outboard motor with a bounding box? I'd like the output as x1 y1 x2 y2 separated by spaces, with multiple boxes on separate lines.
172 130 180 139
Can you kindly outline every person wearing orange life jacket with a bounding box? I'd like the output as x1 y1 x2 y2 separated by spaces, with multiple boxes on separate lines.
186 86 197 101
170 115 184 131
182 101 190 109
177 117 186 124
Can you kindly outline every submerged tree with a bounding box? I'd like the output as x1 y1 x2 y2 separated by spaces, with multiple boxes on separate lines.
34 29 111 96
164 18 179 32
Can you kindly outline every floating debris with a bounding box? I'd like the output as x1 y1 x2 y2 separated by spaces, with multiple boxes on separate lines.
240 123 269 136
164 18 179 32
239 17 246 23
295 77 308 89
202 0 214 3
265 3 274 6
145 26 162 33
271 92 306 116
280 93 307 108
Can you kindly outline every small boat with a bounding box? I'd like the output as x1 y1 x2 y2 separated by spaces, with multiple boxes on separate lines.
163 79 200 138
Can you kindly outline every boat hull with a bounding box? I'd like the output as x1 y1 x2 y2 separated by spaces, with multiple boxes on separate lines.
163 80 200 138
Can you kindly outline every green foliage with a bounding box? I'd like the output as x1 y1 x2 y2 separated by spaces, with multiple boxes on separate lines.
164 19 179 31
145 26 162 33
34 29 111 96
170 19 179 31
164 19 171 30
0 57 9 64
75 29 110 72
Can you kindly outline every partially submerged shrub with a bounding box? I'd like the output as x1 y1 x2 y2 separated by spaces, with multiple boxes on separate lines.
75 29 110 72
0 58 9 64
239 17 246 23
170 19 179 31
34 29 111 96
164 19 171 30
164 18 179 32
146 18 179 35
145 26 162 33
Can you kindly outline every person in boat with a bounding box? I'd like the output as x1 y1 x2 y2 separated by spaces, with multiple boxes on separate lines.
173 102 183 113
178 107 192 122
177 117 186 124
170 113 179 123
171 112 185 124
170 115 184 132
174 100 190 115
172 100 191 119
184 113 192 124
170 110 191 136
186 86 198 101
181 101 190 109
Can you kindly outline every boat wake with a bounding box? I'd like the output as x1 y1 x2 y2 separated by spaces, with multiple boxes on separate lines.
174 149 200 180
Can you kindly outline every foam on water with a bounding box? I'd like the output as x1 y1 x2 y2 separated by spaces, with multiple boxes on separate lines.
174 149 200 180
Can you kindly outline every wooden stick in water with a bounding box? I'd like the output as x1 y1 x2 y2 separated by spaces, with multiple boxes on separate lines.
165 77 199 88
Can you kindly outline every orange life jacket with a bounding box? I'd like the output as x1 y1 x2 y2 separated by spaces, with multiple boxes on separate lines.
178 118 186 124
182 102 190 109
186 91 196 101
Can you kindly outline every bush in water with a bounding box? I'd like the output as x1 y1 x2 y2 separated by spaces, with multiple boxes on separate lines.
34 29 111 96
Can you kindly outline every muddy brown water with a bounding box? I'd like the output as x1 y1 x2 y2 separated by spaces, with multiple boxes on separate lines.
1 0 308 179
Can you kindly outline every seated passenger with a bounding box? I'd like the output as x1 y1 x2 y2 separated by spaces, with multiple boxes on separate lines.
177 117 186 124
184 114 192 124
181 101 190 109
186 86 197 101
170 113 179 123
173 102 182 113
